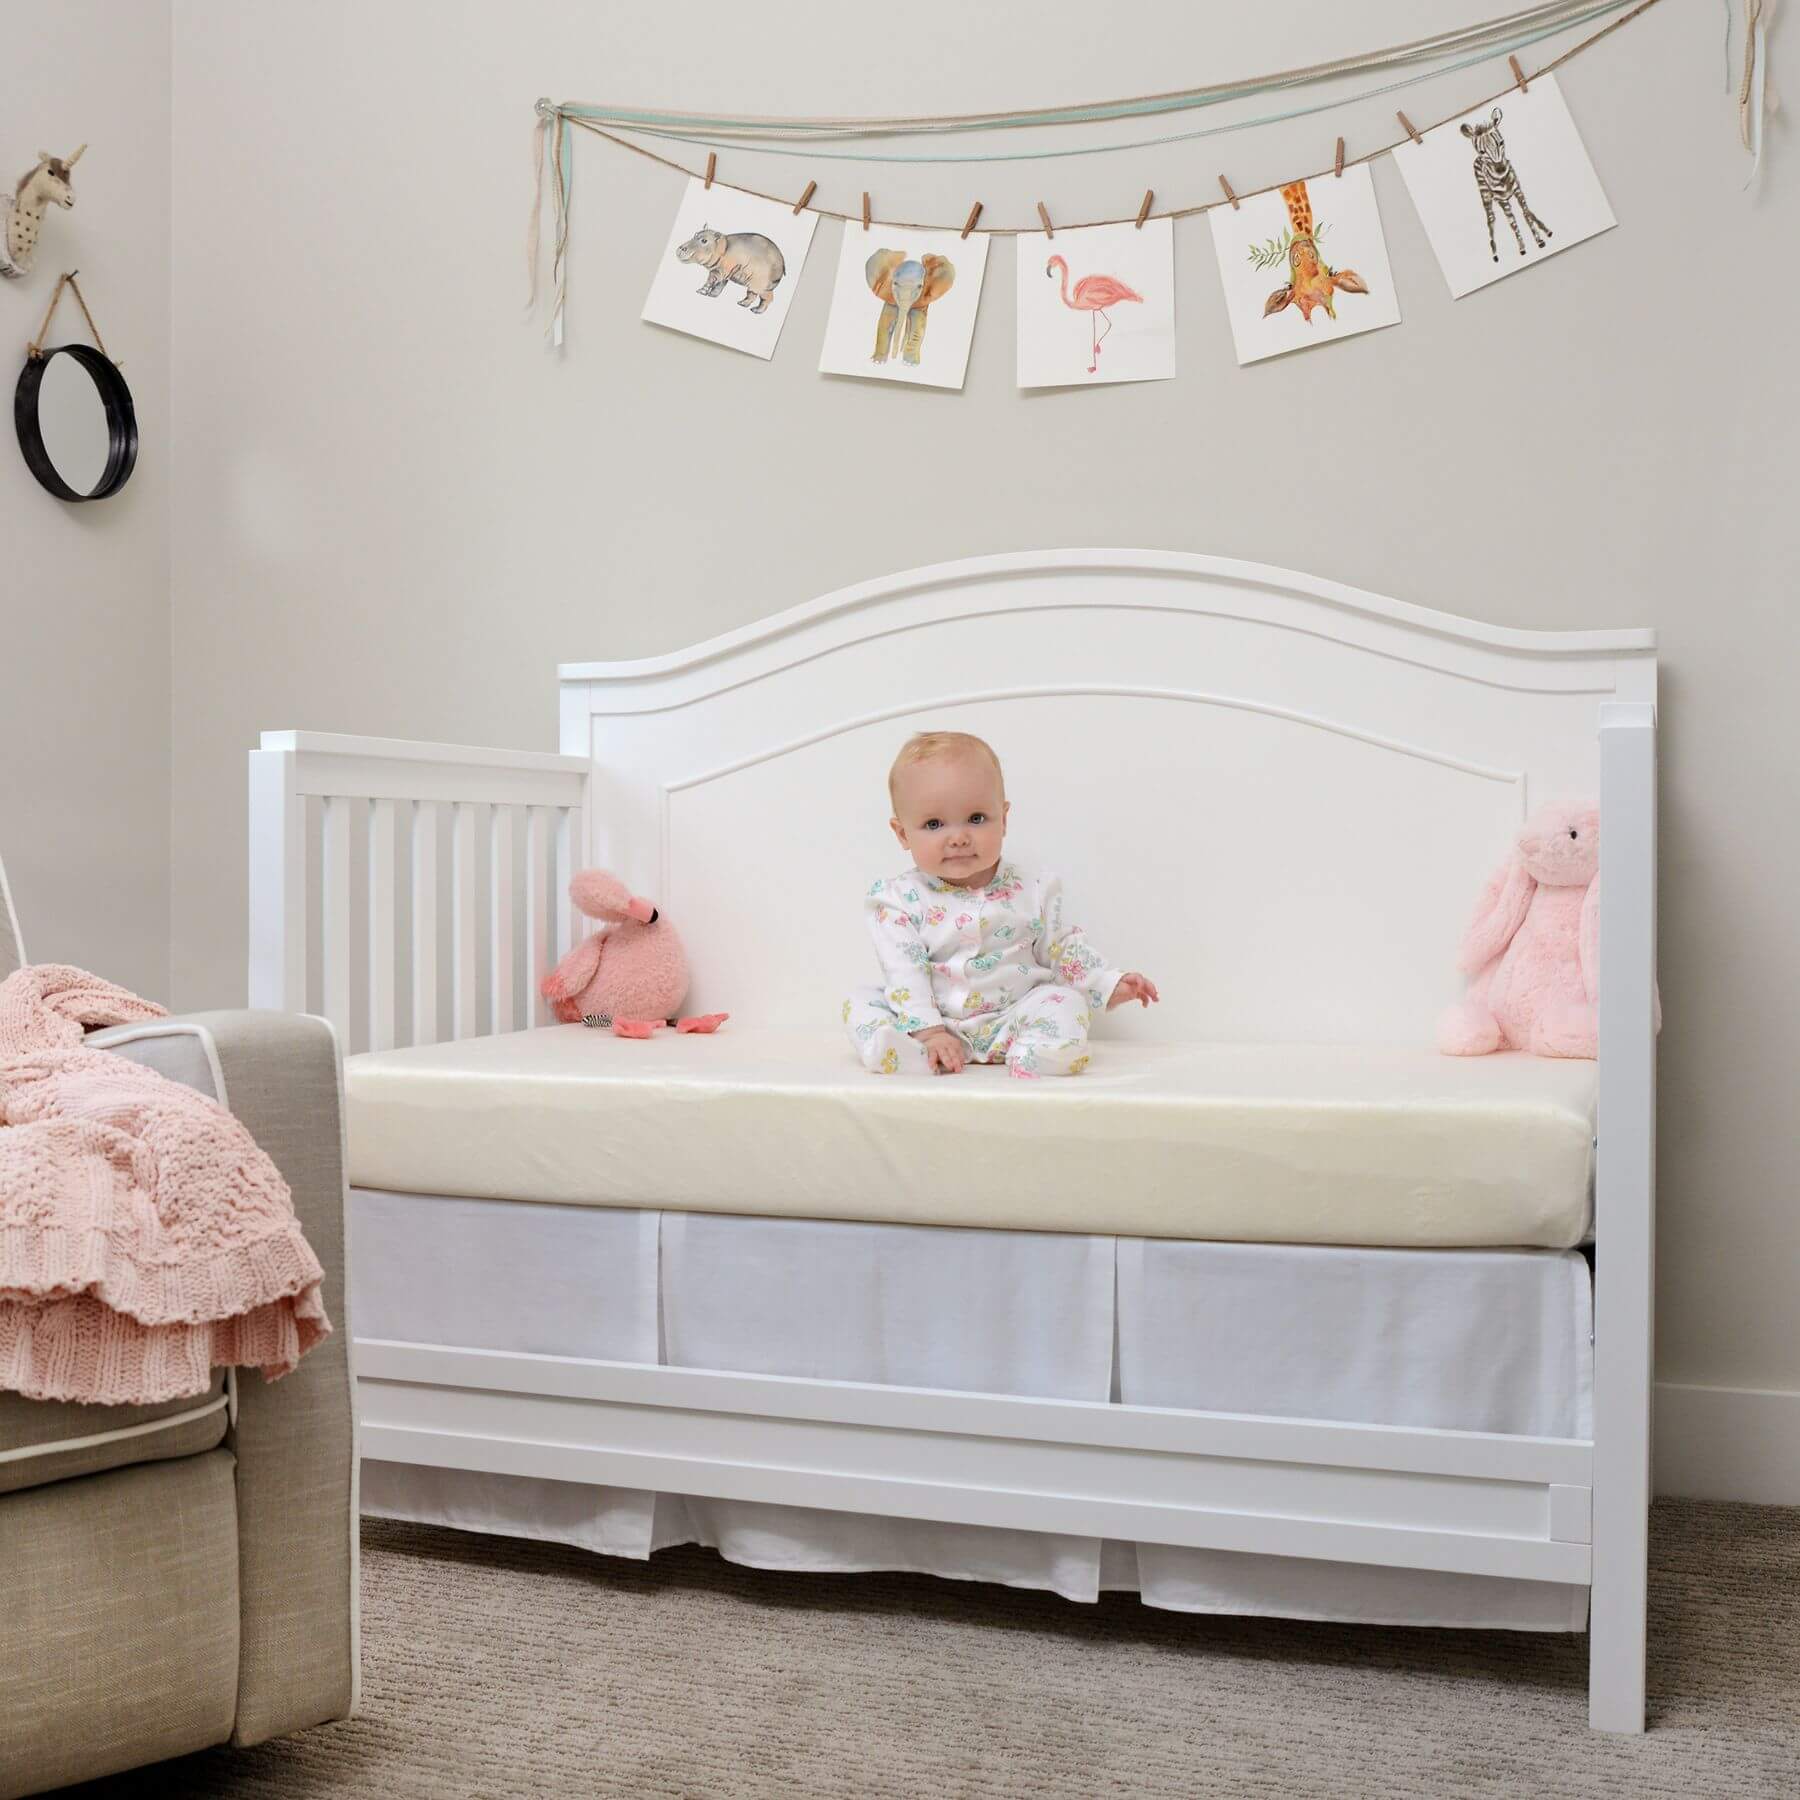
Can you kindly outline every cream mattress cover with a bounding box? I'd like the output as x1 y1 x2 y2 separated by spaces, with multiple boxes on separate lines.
343 1027 1595 1249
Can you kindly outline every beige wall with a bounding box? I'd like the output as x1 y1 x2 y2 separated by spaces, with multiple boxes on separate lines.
1 1 170 999
168 4 1799 1398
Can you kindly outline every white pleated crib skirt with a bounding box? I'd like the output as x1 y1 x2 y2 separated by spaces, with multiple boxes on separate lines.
352 1194 1591 1630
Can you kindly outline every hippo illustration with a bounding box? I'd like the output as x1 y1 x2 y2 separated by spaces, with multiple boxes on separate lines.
675 225 786 315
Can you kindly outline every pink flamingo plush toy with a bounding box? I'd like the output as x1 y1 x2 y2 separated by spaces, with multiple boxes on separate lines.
1437 801 1656 1060
539 870 727 1040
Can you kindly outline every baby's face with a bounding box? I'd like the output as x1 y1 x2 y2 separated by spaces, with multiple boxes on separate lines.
890 753 1009 886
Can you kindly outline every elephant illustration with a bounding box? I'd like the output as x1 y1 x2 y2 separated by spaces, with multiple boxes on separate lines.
865 249 955 365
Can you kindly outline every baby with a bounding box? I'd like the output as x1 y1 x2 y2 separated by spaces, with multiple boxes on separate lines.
844 731 1158 1077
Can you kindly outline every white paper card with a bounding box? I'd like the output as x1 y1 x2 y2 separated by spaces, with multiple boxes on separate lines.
1208 166 1400 365
819 224 990 390
1391 74 1614 299
642 177 819 360
1015 219 1176 390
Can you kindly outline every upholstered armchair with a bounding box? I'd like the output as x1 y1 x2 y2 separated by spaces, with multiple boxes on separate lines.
0 854 356 1797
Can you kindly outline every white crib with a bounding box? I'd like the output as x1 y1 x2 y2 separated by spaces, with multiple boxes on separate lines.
249 549 1657 1730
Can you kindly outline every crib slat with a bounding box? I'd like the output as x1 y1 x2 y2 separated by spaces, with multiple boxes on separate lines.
321 795 353 1047
451 802 479 1039
411 800 439 1046
489 805 515 1034
554 808 575 960
526 806 553 1026
368 798 397 1052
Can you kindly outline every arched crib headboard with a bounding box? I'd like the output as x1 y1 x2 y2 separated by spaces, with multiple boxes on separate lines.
558 549 1656 1046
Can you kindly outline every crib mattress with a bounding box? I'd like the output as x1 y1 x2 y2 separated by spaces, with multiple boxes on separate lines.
343 1026 1595 1248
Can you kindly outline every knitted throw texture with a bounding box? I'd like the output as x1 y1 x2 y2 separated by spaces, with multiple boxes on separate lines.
0 964 331 1404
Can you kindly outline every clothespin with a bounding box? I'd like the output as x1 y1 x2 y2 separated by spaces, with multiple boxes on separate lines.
1134 189 1154 229
1036 201 1054 239
1334 137 1345 178
960 201 983 240
1397 111 1423 146
862 191 871 231
704 152 716 190
793 179 816 215
1509 55 1530 93
1218 174 1239 210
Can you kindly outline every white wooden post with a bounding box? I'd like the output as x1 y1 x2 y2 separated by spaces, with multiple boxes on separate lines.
451 802 479 1040
1590 700 1657 1734
368 798 397 1052
247 748 305 1010
411 800 439 1046
489 805 515 1033
320 794 353 1048
526 806 553 1026
554 807 576 961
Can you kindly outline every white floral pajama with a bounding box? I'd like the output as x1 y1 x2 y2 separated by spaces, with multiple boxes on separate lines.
843 862 1122 1078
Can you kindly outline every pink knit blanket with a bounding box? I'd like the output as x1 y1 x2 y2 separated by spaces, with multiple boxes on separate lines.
0 964 331 1405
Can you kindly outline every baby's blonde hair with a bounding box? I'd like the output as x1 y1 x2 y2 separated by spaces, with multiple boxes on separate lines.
887 731 1005 813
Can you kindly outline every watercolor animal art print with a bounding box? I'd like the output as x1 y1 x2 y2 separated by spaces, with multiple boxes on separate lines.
1460 110 1554 263
1208 164 1400 365
675 225 787 313
1015 218 1176 390
642 177 819 360
1391 74 1613 300
1047 255 1140 373
865 249 955 365
820 223 990 390
1259 182 1368 322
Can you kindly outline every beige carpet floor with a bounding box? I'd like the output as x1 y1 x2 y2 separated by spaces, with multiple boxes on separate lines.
72 1499 1797 1799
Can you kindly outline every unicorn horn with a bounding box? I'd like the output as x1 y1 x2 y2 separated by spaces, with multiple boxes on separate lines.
65 143 87 166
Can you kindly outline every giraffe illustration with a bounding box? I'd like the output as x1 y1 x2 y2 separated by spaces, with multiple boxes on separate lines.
1262 180 1369 323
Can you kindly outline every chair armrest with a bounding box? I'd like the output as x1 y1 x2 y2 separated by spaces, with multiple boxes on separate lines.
91 1011 358 1742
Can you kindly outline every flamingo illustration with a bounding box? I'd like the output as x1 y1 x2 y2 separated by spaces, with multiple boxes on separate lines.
1045 255 1143 374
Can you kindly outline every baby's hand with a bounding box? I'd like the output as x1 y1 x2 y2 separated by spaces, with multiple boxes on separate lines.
1108 973 1160 1011
911 1026 967 1074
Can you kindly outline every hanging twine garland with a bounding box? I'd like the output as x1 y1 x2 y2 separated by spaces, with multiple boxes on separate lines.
552 1 1639 145
1729 0 1779 185
527 0 1684 340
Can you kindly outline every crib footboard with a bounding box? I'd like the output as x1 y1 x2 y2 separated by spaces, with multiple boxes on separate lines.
248 732 591 1053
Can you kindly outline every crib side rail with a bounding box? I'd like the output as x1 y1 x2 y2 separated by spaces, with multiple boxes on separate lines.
1589 700 1657 1733
249 731 590 1054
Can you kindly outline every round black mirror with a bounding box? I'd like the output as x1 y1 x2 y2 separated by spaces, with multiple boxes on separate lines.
14 343 137 502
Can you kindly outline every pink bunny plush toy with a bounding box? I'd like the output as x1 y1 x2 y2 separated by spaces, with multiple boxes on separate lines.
1437 801 1648 1060
539 870 728 1040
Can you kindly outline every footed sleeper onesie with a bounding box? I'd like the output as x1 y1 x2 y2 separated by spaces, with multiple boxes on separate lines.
844 863 1122 1077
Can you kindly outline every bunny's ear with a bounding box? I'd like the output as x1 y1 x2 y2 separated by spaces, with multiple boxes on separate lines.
1456 854 1535 973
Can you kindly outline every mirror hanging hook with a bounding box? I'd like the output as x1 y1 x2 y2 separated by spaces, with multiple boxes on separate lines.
27 270 115 366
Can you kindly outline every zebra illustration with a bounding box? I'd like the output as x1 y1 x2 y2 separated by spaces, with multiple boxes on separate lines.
1460 108 1553 263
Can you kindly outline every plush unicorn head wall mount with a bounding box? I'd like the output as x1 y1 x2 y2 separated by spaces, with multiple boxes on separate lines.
1 145 86 282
